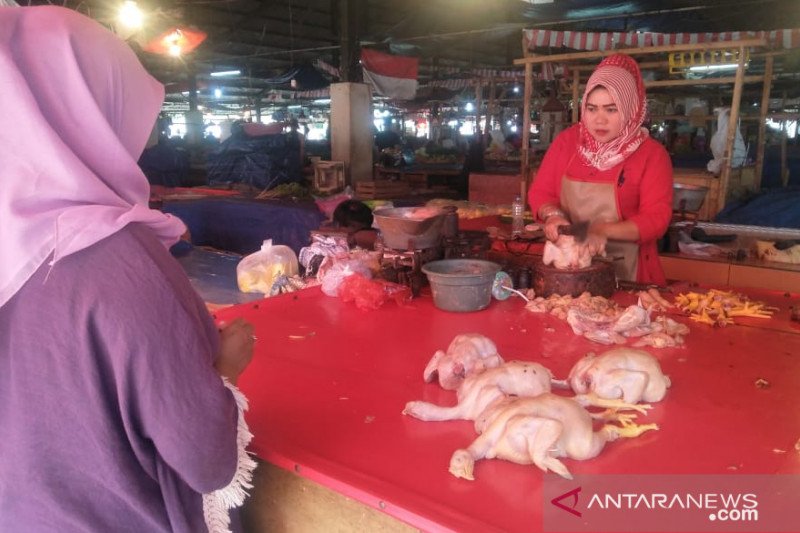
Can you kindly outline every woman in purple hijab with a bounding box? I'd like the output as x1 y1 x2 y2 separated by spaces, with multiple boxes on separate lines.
0 6 256 532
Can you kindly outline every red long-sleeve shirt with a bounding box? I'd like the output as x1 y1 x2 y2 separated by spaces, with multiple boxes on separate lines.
528 124 673 284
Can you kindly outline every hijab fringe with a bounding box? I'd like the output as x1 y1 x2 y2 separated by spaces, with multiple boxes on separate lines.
202 378 258 533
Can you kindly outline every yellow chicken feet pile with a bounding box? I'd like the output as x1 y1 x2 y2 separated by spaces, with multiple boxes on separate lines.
674 289 774 327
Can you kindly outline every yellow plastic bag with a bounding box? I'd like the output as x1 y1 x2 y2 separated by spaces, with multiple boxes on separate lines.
236 240 299 294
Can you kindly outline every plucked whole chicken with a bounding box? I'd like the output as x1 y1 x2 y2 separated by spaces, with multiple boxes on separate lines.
565 347 671 406
542 235 593 270
450 393 656 481
404 361 554 422
423 334 504 390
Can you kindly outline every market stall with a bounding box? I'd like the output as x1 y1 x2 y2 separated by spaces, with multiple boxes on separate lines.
216 283 800 532
515 29 800 219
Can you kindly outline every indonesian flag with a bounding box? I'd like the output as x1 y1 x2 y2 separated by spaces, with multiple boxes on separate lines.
360 49 418 100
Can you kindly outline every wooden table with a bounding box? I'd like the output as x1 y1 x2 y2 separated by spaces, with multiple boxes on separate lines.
214 284 800 532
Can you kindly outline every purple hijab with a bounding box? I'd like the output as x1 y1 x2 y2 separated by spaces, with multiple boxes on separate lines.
0 6 185 307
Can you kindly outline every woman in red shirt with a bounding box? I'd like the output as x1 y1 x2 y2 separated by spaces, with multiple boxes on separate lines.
528 54 673 284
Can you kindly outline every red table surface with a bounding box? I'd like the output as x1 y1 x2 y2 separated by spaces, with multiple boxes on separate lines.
215 286 800 533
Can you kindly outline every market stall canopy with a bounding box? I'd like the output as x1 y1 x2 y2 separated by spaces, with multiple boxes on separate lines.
21 0 800 107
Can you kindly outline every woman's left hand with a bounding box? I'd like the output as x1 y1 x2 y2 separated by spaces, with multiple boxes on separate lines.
584 222 609 256
215 317 255 385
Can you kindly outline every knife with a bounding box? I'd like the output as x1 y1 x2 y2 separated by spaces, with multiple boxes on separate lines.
556 221 590 243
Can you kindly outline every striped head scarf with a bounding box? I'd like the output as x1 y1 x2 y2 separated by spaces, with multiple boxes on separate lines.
578 53 649 171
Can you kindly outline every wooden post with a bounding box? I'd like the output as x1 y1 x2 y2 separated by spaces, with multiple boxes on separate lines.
717 46 747 215
571 68 580 124
754 55 773 191
781 91 789 187
521 61 534 200
475 79 483 141
484 78 495 145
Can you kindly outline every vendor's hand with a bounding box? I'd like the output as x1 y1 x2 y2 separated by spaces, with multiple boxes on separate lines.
544 215 570 242
583 223 608 257
583 233 608 257
215 317 255 385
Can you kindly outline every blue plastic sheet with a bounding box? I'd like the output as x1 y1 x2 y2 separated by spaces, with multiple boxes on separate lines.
715 187 800 228
206 132 303 190
138 140 190 187
163 198 325 255
170 242 263 305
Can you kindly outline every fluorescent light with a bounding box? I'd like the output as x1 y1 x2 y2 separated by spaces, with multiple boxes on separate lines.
313 98 331 105
210 70 241 77
214 88 222 98
688 63 741 72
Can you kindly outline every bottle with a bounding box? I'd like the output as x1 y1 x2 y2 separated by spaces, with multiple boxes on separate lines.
442 205 459 238
511 195 525 237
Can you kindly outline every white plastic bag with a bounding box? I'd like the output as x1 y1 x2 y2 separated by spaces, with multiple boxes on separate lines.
320 259 372 297
707 108 747 174
237 240 299 294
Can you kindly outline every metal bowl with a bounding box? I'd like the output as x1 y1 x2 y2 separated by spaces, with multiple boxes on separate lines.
373 207 446 250
673 184 709 212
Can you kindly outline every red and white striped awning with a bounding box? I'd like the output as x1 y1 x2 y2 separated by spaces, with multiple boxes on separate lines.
523 29 800 52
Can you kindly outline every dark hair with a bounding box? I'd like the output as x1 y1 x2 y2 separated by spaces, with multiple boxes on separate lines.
332 200 373 231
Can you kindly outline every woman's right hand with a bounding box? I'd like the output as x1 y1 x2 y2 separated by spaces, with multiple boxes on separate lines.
215 317 255 385
544 215 570 242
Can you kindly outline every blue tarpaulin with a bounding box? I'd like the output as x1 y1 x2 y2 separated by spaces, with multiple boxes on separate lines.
162 197 325 255
206 132 303 190
715 188 800 228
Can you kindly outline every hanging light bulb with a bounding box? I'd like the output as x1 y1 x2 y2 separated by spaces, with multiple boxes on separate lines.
118 1 143 30
166 29 183 57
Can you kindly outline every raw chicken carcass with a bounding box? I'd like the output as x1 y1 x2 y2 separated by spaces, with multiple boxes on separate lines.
565 347 671 411
450 394 657 480
542 236 593 269
423 334 503 390
404 361 553 422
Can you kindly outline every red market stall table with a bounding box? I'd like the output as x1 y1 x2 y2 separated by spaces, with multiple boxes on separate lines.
213 284 800 532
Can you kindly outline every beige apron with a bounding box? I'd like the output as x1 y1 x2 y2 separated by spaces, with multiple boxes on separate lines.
559 164 639 282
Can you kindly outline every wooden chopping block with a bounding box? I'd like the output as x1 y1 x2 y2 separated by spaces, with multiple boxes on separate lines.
532 260 615 298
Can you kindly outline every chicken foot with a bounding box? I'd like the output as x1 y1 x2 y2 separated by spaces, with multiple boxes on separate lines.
589 409 639 425
603 417 659 439
574 391 652 415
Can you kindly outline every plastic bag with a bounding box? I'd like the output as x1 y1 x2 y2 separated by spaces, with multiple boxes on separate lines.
338 273 412 310
320 258 372 297
298 234 350 278
707 108 747 174
237 239 299 294
677 231 726 258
